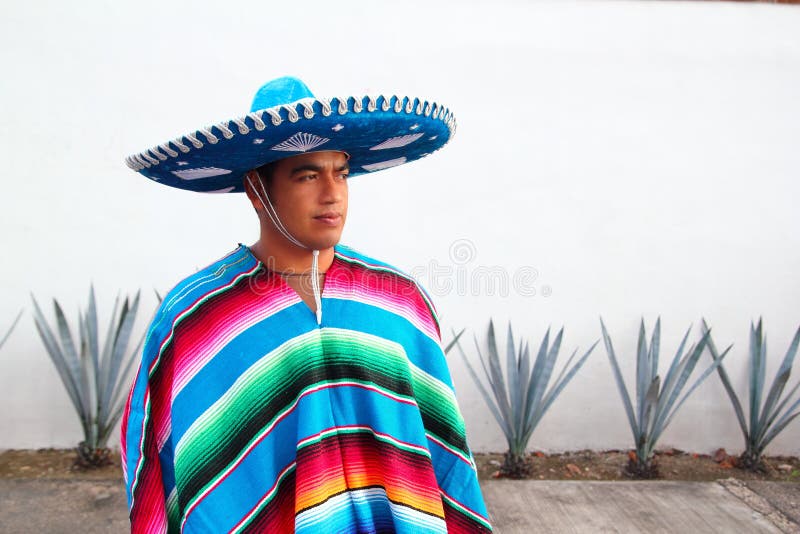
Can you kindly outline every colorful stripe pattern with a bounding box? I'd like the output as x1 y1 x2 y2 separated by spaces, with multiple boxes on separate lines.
121 244 492 532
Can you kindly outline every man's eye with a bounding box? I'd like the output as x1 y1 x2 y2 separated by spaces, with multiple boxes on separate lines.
298 174 316 181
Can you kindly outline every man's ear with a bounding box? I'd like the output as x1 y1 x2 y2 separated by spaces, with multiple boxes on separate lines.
244 171 262 212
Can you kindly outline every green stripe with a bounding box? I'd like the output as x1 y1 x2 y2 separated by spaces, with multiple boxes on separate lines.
444 493 493 530
183 378 410 517
166 488 180 532
410 365 467 448
174 329 414 489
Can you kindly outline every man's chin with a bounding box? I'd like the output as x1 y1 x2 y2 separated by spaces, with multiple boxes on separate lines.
304 234 342 252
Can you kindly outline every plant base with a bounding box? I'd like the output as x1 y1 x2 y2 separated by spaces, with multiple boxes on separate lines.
74 442 112 469
624 451 660 479
737 451 766 473
501 452 533 479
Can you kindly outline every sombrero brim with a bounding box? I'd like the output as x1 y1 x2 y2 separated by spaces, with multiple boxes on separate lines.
125 95 456 193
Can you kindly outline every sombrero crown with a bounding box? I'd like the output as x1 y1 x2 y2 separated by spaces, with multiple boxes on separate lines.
125 77 457 193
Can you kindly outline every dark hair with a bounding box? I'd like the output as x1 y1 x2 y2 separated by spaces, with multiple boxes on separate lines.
254 160 277 187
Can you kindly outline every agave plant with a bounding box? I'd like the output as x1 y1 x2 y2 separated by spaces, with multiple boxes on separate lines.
31 287 144 468
443 328 465 355
601 317 730 478
0 310 23 350
455 320 597 478
702 318 800 471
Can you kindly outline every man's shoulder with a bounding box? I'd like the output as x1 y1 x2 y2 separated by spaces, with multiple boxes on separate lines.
154 245 259 324
334 244 406 276
333 244 439 319
334 244 423 290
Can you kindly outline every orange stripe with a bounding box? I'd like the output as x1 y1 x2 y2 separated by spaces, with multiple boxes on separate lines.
295 464 444 517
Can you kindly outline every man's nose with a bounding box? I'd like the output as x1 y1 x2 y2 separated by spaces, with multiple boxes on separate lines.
319 172 345 201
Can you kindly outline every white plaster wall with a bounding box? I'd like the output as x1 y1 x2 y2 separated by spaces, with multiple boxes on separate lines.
1 0 798 456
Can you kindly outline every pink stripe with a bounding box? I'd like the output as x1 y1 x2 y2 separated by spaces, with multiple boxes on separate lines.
128 390 152 517
155 422 171 452
325 280 439 343
147 264 262 377
334 250 439 317
147 265 269 446
171 293 297 399
334 249 407 279
156 295 297 449
141 503 168 533
121 356 149 477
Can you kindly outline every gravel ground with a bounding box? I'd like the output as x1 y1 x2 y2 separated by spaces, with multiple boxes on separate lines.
0 479 128 533
0 478 797 533
741 481 800 528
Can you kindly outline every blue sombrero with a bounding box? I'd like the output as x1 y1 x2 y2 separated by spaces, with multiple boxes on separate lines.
125 77 457 194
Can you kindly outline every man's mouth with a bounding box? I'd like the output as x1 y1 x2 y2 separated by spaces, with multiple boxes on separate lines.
313 212 342 225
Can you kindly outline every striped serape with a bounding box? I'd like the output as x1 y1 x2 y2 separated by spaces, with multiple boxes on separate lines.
122 244 492 533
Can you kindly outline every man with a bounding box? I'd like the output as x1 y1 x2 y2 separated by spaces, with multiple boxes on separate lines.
122 77 491 533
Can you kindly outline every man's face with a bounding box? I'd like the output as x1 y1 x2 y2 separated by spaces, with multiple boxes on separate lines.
256 150 349 251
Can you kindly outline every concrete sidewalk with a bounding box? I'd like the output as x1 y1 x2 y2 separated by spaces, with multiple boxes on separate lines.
0 478 797 533
483 479 799 533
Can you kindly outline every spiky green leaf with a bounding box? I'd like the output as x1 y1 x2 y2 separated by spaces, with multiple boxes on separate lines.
758 379 800 445
651 328 698 433
657 327 692 411
53 300 81 388
749 320 766 440
101 292 140 424
538 341 598 425
98 294 121 404
523 328 551 428
760 400 800 450
755 325 800 443
651 331 710 439
506 324 524 436
517 340 532 433
650 317 661 384
636 319 650 432
455 331 512 440
485 320 513 434
702 319 748 437
31 299 85 420
600 318 640 442
527 328 563 429
443 328 465 355
86 286 100 390
0 310 23 350
640 376 660 439
656 344 730 443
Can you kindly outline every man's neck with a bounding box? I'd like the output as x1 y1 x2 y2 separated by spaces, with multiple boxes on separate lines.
249 238 335 275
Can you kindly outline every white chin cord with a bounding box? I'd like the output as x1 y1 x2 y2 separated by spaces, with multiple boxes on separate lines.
310 250 321 325
247 174 323 324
